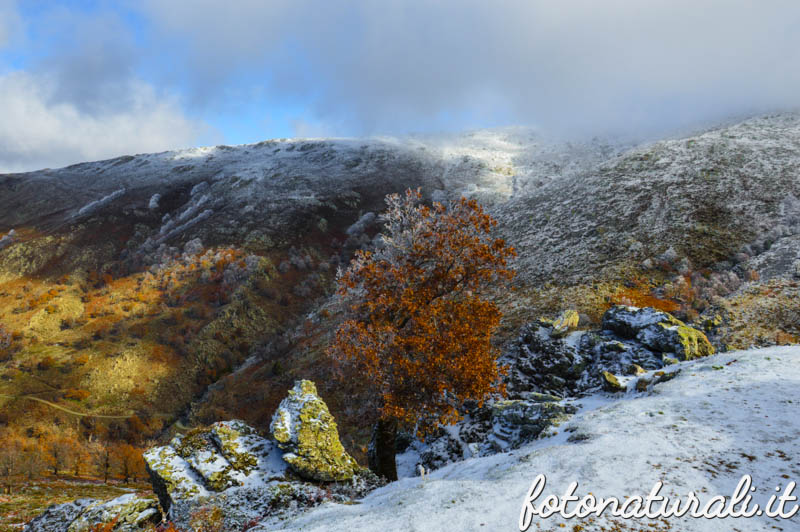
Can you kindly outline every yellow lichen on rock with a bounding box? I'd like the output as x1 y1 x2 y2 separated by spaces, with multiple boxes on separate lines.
271 379 360 482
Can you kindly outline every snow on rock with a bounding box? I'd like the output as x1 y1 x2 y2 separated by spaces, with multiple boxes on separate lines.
413 306 716 472
0 228 14 250
209 420 289 482
75 188 125 217
265 346 800 531
23 499 96 532
271 380 361 482
143 417 379 531
143 420 291 513
143 443 210 512
23 495 160 532
148 193 161 210
603 305 715 361
66 494 161 532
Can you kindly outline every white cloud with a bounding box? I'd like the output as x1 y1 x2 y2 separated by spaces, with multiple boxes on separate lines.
0 71 207 173
138 0 800 138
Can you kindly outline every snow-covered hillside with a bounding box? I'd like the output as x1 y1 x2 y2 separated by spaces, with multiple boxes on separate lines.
264 347 800 532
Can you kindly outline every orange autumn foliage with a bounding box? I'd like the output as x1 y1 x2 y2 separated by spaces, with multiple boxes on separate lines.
327 189 515 436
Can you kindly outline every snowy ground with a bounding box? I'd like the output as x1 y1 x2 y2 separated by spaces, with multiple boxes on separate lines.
265 347 800 532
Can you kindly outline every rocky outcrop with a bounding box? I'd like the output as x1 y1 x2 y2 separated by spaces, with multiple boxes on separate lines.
507 305 713 398
270 380 360 482
600 370 624 392
414 305 713 473
142 392 376 531
143 420 288 515
144 419 290 515
602 306 715 361
410 392 576 471
540 309 580 338
485 395 576 453
23 494 160 532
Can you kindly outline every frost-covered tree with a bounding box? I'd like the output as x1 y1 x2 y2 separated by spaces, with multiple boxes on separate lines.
327 188 515 480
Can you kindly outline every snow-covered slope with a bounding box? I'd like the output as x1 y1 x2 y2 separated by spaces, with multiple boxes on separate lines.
264 347 800 532
500 113 800 285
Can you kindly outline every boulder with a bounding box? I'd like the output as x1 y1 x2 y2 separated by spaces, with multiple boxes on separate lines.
24 499 95 532
602 306 675 339
24 495 160 532
67 494 161 532
636 321 715 361
549 309 580 338
143 420 287 513
602 305 714 361
600 371 625 392
143 417 377 531
487 397 576 452
270 380 360 482
505 324 589 397
626 364 646 376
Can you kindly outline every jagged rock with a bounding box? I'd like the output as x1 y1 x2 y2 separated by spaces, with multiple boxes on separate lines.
487 397 576 452
143 444 210 513
270 380 360 482
143 420 287 513
143 417 376 531
602 305 714 360
600 371 624 392
418 430 464 471
602 306 675 339
505 324 589 397
549 309 580 338
626 364 646 376
413 393 577 470
24 495 160 532
24 499 96 532
636 321 715 361
68 494 161 532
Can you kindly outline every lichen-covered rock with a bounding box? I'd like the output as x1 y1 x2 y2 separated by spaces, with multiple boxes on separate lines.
24 499 96 532
144 418 380 530
636 321 715 360
600 371 624 392
24 495 160 532
602 305 714 360
270 380 360 482
67 494 161 532
143 420 287 513
143 443 209 513
626 364 646 376
549 309 580 338
173 429 246 491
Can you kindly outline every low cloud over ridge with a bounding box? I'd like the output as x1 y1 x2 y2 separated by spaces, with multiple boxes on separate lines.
140 0 800 137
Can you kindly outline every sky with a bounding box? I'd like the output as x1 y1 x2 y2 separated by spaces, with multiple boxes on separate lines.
1 1 800 172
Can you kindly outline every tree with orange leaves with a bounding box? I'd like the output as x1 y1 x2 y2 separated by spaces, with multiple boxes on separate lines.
113 443 146 483
327 188 515 480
